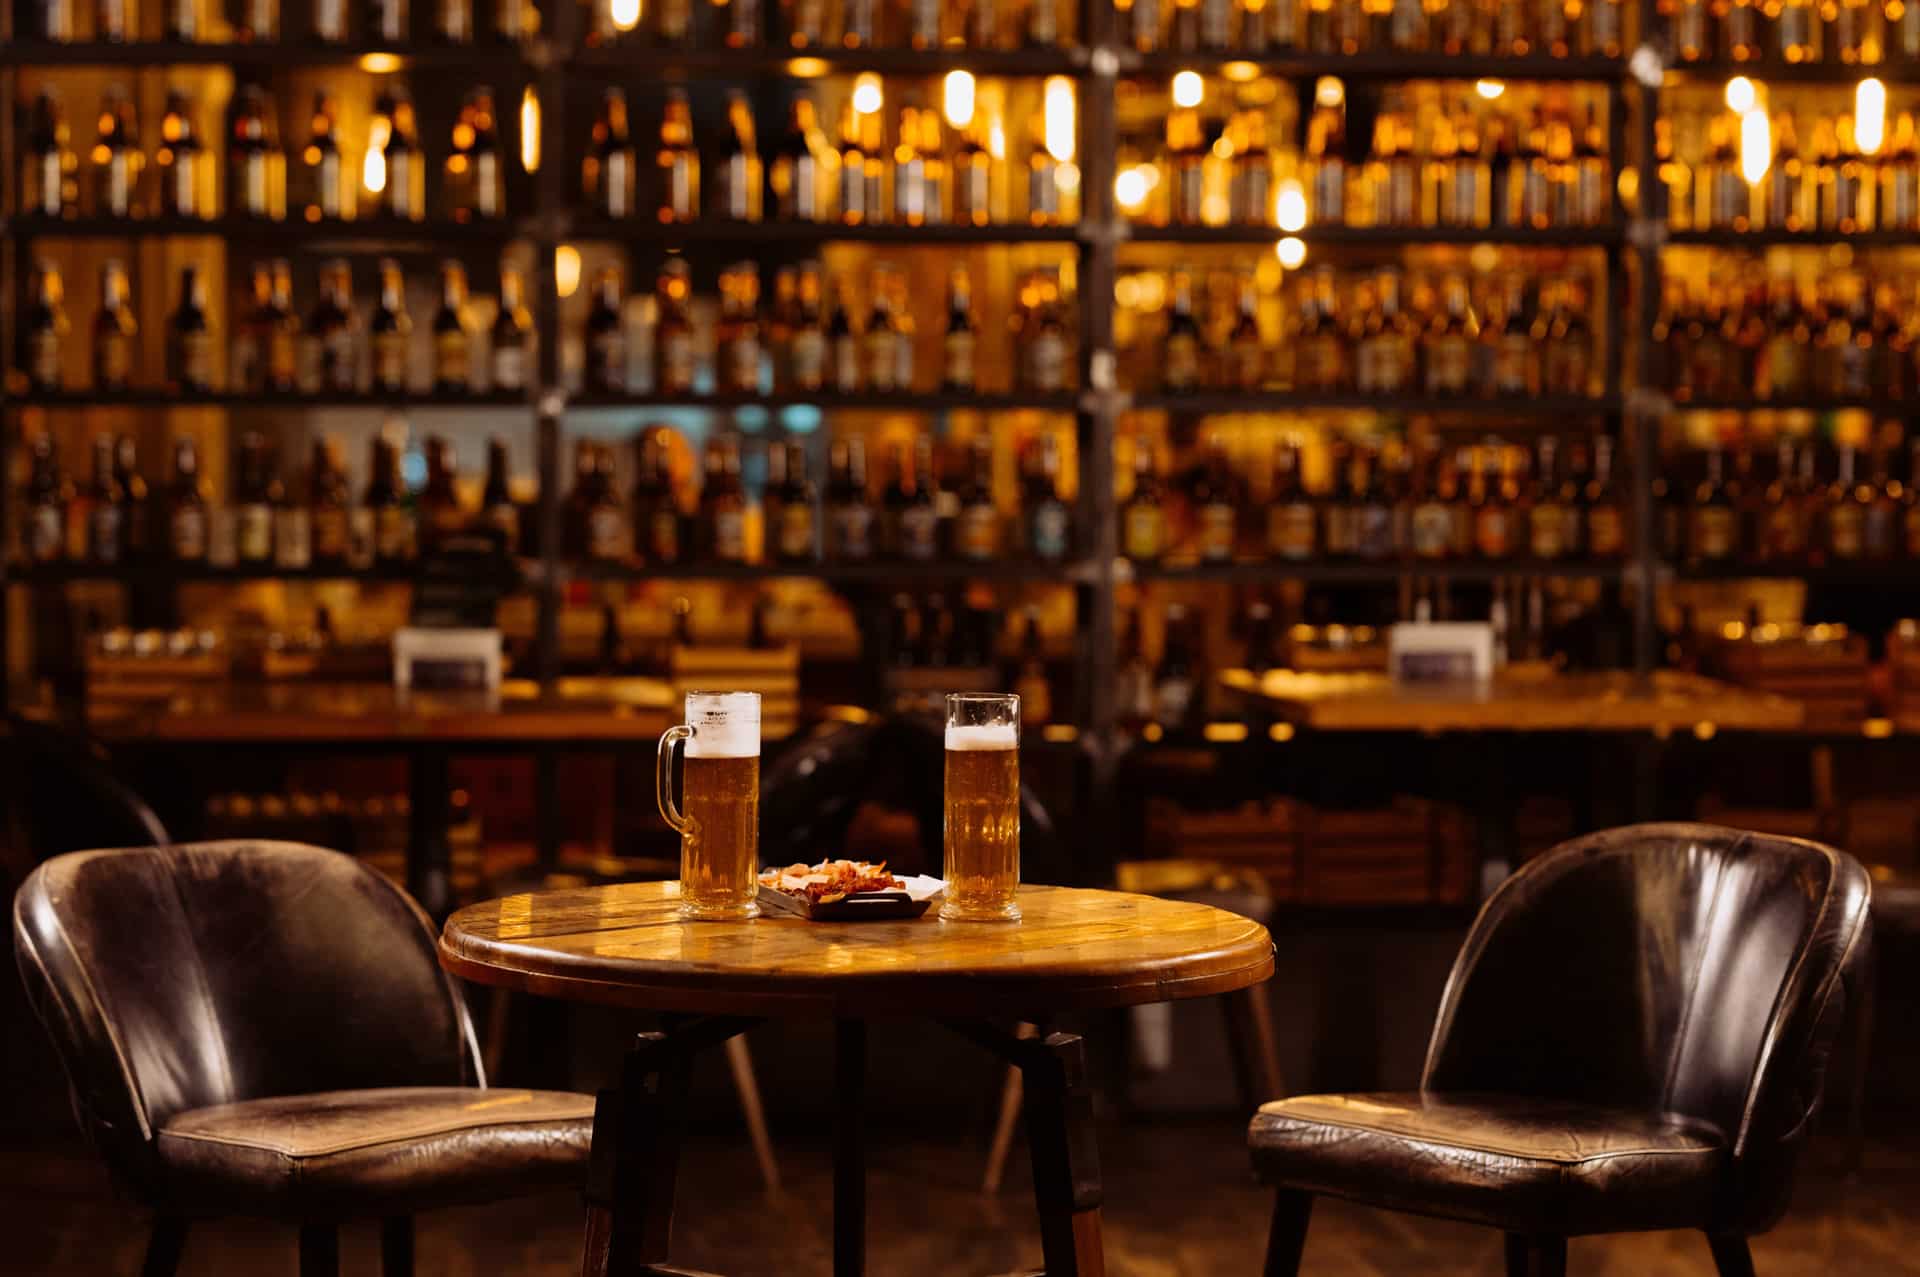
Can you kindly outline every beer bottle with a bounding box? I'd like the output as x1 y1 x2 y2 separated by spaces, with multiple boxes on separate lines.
370 0 407 42
440 0 475 41
369 259 412 395
93 261 137 392
420 436 466 548
492 268 533 392
716 263 763 394
956 435 1000 561
700 435 749 562
825 438 874 560
494 0 526 41
1585 435 1627 559
1014 609 1053 725
722 0 760 45
1025 433 1072 561
86 434 125 565
1229 110 1274 227
827 277 862 393
864 267 908 393
586 88 636 219
788 0 828 45
432 261 473 394
655 260 697 395
1154 604 1198 732
880 440 914 557
92 88 143 219
113 436 152 561
657 89 700 224
1163 270 1204 394
305 259 357 393
156 90 209 218
1228 277 1264 391
309 438 352 567
1528 436 1568 561
25 437 69 564
38 0 75 39
1864 445 1901 560
714 91 762 222
368 433 416 565
1267 439 1317 561
657 0 693 42
771 439 817 563
770 98 825 222
164 0 201 42
1407 446 1452 563
298 93 349 222
168 436 209 562
632 430 683 565
481 437 519 552
1194 440 1238 562
23 92 78 220
1122 441 1166 562
228 85 285 220
168 266 215 394
789 261 828 392
1688 446 1738 564
449 89 505 221
383 92 427 222
940 266 978 393
234 0 278 39
1023 273 1070 393
234 433 275 565
1825 446 1869 560
954 118 992 227
585 266 627 394
314 0 347 39
1351 447 1395 561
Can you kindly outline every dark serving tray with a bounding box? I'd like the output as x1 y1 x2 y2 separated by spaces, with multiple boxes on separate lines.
755 888 934 921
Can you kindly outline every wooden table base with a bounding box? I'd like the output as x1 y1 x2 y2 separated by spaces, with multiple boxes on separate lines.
578 1016 1108 1277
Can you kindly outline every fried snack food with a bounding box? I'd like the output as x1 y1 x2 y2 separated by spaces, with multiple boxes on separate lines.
758 859 904 905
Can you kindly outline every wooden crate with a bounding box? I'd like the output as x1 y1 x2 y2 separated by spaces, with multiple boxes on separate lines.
1714 628 1871 728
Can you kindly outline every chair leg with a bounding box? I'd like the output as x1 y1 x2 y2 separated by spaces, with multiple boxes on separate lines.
982 1022 1038 1194
723 1034 781 1191
299 1223 340 1277
1505 1234 1567 1277
140 1216 187 1277
1261 1190 1313 1277
381 1216 415 1277
1707 1234 1757 1277
1221 986 1287 1109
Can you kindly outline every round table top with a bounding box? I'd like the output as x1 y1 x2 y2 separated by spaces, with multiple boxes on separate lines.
439 882 1275 1017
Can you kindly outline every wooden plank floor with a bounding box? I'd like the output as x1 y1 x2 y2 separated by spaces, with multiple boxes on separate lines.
8 1118 1915 1274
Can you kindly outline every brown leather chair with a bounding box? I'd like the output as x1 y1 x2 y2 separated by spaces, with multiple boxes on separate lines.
14 840 595 1276
1249 823 1873 1277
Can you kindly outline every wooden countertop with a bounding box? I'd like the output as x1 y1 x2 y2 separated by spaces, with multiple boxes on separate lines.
440 882 1276 1018
1219 667 1807 734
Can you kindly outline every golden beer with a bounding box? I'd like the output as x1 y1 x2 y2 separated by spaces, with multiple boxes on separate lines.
942 717 1021 921
679 753 760 917
658 691 761 919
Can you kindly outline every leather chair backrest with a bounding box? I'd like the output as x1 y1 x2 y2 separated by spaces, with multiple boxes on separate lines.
13 841 482 1202
4 714 170 864
1422 822 1872 1233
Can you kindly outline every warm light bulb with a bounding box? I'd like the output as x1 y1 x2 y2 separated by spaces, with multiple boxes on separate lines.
1044 76 1075 163
363 113 391 194
610 0 641 31
1314 76 1343 108
1275 178 1307 232
1856 77 1887 154
555 245 581 298
943 70 976 129
1115 166 1151 211
852 73 883 117
1740 107 1771 185
358 52 402 73
1474 79 1505 100
1276 236 1306 269
520 86 540 173
1725 75 1757 115
1172 71 1204 109
987 118 1006 161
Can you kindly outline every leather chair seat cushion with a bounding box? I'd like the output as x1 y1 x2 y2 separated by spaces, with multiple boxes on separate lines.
1249 1092 1728 1237
155 1087 594 1217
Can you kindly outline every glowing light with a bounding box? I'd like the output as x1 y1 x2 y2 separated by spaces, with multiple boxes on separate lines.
1044 76 1075 163
852 73 883 117
1276 236 1306 268
1221 60 1260 82
1314 76 1343 107
1275 177 1307 232
610 0 641 30
520 86 540 173
1171 71 1204 109
555 245 581 298
1115 163 1157 211
1740 106 1771 185
1856 77 1887 154
1474 78 1505 100
1694 721 1717 741
358 52 402 73
1203 722 1249 743
1056 160 1080 192
1268 722 1296 742
987 117 1006 161
785 56 829 77
1725 76 1756 115
943 70 976 129
363 111 391 194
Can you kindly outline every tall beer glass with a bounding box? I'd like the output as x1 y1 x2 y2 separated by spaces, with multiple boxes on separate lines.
656 691 761 919
942 692 1021 922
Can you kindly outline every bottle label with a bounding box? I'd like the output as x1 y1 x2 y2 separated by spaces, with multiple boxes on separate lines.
98 334 132 388
313 508 350 561
1155 676 1193 729
1268 503 1317 560
1123 504 1164 560
865 330 898 392
832 335 862 392
237 505 273 561
492 343 526 391
1164 335 1201 391
790 331 827 390
1827 505 1864 559
1428 335 1471 393
648 508 681 563
1199 504 1236 560
1588 506 1626 557
90 505 123 563
1031 503 1070 560
275 507 312 568
1864 505 1897 558
486 503 519 553
1410 503 1451 560
172 507 208 560
724 336 761 393
831 503 873 559
1028 332 1068 392
588 506 626 560
1355 505 1395 558
375 506 413 561
179 332 215 390
959 504 999 559
592 332 628 392
435 331 470 388
207 508 238 568
712 508 747 561
778 504 815 559
945 332 976 389
1474 507 1512 558
1529 502 1567 559
900 506 939 559
30 506 65 561
1691 507 1737 560
372 333 407 390
29 331 61 389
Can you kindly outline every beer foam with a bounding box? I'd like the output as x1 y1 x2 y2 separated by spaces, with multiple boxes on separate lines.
686 704 760 758
946 723 1018 751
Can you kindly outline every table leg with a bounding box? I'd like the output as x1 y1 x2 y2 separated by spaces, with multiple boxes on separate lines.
407 746 453 921
581 1018 759 1277
833 1019 867 1277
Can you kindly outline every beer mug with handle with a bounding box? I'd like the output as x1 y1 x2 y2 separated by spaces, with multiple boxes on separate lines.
942 692 1021 922
657 690 761 919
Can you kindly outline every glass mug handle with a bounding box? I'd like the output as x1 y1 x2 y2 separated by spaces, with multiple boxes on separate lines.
656 724 693 835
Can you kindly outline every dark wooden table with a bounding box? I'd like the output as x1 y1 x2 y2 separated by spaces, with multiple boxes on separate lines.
440 881 1276 1277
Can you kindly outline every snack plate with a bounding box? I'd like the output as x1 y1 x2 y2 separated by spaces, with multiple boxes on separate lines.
755 888 934 922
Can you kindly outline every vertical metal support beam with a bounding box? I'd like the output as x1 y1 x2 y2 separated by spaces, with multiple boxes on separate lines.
530 3 573 689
